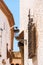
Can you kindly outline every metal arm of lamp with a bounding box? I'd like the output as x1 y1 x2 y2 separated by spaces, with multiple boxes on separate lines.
10 25 27 45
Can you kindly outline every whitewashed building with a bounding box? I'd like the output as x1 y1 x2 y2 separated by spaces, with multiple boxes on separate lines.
12 52 21 65
33 0 43 65
19 0 43 65
0 0 14 65
20 0 35 65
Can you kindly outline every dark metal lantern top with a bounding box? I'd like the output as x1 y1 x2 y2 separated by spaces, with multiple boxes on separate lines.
14 27 19 33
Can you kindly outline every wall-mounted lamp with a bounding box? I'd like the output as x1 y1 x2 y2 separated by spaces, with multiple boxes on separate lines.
9 24 19 38
14 27 19 38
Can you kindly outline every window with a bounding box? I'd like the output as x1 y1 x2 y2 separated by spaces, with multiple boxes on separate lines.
11 64 14 65
16 63 19 65
28 23 36 58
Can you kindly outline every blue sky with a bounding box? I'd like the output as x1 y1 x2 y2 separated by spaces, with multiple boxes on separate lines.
4 0 20 51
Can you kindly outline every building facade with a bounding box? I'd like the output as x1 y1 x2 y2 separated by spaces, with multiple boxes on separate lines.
1 0 43 65
11 52 21 65
20 0 43 65
0 0 14 65
33 0 43 65
20 0 34 65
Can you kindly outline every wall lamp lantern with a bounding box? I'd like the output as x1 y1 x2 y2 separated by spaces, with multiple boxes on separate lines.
14 27 19 38
9 25 19 38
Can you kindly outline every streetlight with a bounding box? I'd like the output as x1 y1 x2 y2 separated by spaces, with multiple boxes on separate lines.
14 26 27 46
10 25 27 45
14 27 19 38
9 24 19 37
9 24 19 38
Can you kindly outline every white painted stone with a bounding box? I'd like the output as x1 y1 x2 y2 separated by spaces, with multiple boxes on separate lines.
33 0 43 65
20 0 35 65
0 9 11 65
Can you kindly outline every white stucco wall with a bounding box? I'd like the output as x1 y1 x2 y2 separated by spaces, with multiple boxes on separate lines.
20 0 34 32
20 0 35 65
33 0 43 65
0 9 11 65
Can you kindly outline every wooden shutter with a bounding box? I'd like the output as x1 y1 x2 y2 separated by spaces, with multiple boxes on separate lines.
28 23 36 58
